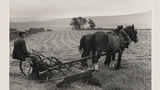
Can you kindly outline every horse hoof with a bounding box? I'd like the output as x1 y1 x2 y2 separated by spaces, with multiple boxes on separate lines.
115 68 120 70
115 66 120 70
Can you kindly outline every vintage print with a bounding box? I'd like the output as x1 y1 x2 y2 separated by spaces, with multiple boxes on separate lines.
10 0 151 90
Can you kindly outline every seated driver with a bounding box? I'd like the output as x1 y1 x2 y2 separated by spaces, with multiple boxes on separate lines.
12 31 30 61
12 31 39 76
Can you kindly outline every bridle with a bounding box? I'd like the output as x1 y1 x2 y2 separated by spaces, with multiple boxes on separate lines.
124 27 138 43
111 29 131 44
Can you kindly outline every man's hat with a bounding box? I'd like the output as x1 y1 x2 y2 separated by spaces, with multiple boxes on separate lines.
18 31 27 36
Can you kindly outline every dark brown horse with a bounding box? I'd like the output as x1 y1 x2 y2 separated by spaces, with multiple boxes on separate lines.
90 25 138 70
79 25 138 70
79 25 124 67
104 25 130 69
104 25 138 69
79 34 92 66
79 25 125 67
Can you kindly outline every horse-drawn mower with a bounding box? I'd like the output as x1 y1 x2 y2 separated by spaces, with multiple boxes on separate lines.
19 49 101 87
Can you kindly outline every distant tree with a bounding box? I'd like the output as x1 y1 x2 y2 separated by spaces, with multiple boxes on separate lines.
78 17 87 30
82 18 87 29
70 18 80 30
70 17 87 30
78 17 83 30
88 19 96 29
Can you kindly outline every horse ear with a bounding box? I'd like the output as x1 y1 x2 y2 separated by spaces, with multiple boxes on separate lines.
132 24 134 29
121 25 123 28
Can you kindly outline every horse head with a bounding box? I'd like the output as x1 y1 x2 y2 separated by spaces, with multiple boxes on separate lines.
114 25 123 33
117 25 123 30
124 25 138 43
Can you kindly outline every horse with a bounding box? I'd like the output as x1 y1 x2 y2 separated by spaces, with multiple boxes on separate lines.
104 25 130 68
90 24 138 70
79 33 92 66
79 25 125 67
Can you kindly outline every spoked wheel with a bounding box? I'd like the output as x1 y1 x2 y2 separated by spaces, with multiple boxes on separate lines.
19 57 33 76
38 69 55 81
38 56 62 81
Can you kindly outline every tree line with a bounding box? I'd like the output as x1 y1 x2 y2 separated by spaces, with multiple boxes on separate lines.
70 17 96 30
10 28 45 41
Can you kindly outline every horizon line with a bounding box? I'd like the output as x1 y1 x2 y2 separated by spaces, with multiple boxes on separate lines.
10 10 151 23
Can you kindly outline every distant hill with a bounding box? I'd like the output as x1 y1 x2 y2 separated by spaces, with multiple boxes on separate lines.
10 11 151 31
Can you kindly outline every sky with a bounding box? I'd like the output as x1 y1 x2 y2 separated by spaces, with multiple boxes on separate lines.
10 0 152 21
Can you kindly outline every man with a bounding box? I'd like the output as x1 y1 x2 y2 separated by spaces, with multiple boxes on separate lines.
12 31 30 61
12 31 39 77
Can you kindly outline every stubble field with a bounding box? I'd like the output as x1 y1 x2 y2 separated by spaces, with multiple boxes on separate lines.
10 29 151 90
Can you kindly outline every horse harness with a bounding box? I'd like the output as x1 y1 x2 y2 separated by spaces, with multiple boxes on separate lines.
108 29 130 48
89 30 131 59
119 29 131 49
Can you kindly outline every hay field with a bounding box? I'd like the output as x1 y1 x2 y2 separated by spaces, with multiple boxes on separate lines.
10 30 151 90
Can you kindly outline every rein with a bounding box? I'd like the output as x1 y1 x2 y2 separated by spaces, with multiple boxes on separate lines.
119 36 130 44
109 30 130 44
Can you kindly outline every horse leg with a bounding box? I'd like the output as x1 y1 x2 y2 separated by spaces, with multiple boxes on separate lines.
109 53 116 68
111 53 116 68
115 50 123 70
119 51 123 68
81 46 91 66
104 55 111 67
81 50 88 67
92 50 102 70
104 51 116 68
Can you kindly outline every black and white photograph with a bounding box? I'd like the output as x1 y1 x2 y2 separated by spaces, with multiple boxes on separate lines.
9 0 153 90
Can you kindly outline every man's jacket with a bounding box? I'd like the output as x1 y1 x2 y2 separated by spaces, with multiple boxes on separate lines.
12 38 29 61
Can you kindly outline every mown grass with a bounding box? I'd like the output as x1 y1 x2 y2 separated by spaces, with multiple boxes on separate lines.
33 58 150 90
96 59 151 90
10 30 151 90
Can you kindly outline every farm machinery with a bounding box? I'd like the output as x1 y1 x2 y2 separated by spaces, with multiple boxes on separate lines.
19 49 102 87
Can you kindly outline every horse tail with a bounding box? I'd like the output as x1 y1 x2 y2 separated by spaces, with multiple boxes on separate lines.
90 34 96 54
79 35 86 54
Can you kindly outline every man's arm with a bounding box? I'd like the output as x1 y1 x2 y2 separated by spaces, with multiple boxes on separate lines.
21 40 30 55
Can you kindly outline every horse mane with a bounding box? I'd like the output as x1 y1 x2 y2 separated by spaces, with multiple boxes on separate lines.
124 25 132 34
79 35 86 54
113 25 123 34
